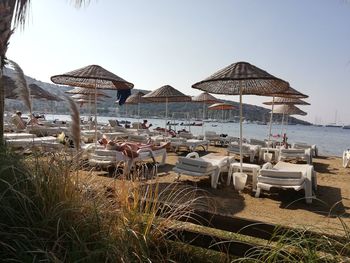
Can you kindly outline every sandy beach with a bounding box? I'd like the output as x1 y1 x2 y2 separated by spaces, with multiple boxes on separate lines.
81 145 350 237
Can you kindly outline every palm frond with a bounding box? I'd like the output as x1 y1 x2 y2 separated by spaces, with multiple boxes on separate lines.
7 59 32 114
12 0 31 28
65 95 80 150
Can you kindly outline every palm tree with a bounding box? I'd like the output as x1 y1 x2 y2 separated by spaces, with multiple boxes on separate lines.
0 0 87 144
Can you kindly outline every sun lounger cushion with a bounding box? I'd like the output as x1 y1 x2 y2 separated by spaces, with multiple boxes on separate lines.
176 157 214 174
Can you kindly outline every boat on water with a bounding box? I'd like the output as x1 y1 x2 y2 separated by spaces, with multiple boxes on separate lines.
343 125 350 129
325 123 342 128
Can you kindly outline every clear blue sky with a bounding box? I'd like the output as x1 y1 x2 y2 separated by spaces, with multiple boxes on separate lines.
7 0 350 124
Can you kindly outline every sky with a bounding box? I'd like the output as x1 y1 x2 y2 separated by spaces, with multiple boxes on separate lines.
7 0 350 124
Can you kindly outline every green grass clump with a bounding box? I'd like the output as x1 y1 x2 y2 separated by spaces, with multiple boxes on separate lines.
0 148 198 262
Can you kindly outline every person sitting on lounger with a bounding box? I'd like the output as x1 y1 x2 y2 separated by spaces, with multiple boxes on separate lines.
141 119 152 129
11 111 26 130
28 113 43 126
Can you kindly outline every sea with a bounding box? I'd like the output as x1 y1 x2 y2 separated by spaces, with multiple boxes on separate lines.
46 114 350 157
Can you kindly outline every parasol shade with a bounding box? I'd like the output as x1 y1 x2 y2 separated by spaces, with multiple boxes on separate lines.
208 102 235 110
265 86 308 99
143 85 191 102
51 64 134 90
192 92 220 104
4 75 60 101
263 97 310 106
273 104 307 116
71 94 106 101
125 91 150 104
65 87 111 98
192 61 289 95
192 61 289 173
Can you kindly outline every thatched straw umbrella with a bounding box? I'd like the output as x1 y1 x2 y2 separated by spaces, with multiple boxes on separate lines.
51 64 133 142
263 97 310 106
192 92 221 134
143 85 191 129
273 104 307 137
124 91 151 129
4 76 59 101
273 104 307 116
208 102 236 133
263 88 309 148
192 61 289 173
67 88 111 121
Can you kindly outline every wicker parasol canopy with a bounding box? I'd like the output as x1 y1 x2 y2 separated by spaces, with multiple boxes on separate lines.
143 85 191 102
51 64 134 90
273 105 307 116
263 97 310 106
192 92 220 104
28 83 61 101
192 61 289 95
65 87 111 98
71 94 106 101
265 86 308 99
125 91 150 104
74 98 100 105
192 61 289 173
4 76 60 101
208 102 235 110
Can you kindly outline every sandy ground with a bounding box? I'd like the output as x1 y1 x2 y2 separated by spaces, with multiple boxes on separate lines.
82 145 350 237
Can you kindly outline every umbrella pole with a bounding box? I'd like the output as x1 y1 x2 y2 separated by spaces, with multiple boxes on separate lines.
94 81 98 145
89 94 92 130
267 96 275 151
138 103 140 129
202 102 206 136
165 97 168 130
280 112 285 139
221 108 224 134
239 88 243 173
125 104 128 125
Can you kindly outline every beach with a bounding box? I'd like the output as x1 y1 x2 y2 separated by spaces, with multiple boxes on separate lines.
80 143 350 237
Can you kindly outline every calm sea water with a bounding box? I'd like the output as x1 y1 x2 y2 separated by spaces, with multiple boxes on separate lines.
46 114 350 157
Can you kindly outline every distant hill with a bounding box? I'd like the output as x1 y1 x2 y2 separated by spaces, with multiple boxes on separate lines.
3 68 311 125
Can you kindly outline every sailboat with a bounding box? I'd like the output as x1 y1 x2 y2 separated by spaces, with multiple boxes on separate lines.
325 111 342 128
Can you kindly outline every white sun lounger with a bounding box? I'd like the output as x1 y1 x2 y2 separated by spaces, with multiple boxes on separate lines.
204 131 222 146
89 147 167 172
343 150 350 168
255 161 317 204
278 148 312 164
4 133 36 140
227 143 260 163
292 142 318 157
170 138 209 153
5 136 58 149
173 152 236 188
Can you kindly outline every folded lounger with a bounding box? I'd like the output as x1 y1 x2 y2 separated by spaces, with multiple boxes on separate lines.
278 148 312 164
255 161 317 204
173 152 236 188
